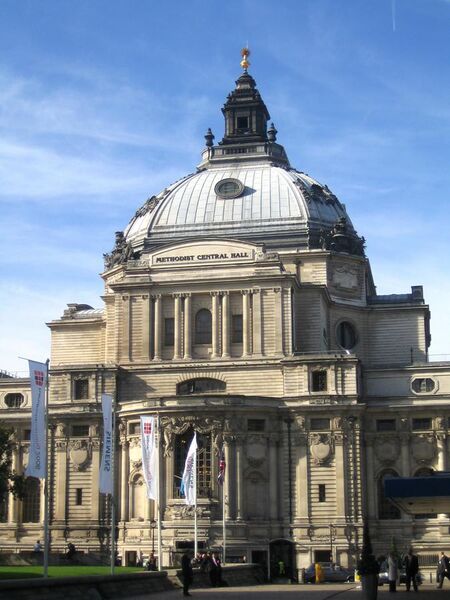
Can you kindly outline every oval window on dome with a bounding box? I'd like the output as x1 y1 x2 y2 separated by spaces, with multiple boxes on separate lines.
336 321 357 350
214 178 244 199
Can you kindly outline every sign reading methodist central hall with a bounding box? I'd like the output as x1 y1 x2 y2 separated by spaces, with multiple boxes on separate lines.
151 241 257 266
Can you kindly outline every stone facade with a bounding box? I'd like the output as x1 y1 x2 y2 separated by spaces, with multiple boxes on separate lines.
1 62 449 576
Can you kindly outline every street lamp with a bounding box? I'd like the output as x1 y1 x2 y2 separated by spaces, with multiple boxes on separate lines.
150 519 157 555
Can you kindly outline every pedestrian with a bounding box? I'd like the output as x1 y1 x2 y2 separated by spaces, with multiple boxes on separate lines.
388 552 398 593
404 547 419 592
181 550 193 597
210 552 222 587
33 540 42 553
278 558 285 576
437 551 450 589
147 552 157 571
66 541 76 560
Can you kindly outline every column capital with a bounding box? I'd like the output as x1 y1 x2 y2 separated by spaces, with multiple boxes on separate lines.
151 293 162 300
210 291 220 297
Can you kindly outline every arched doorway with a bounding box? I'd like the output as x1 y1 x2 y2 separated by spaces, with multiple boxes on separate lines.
269 539 296 581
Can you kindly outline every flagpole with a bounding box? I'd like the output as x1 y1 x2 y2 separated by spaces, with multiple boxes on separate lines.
194 433 198 559
222 483 226 565
110 396 116 575
156 414 162 571
43 358 50 578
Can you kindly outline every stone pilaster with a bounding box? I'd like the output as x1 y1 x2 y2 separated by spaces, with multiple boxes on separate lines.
173 294 182 360
236 438 244 520
183 294 192 359
211 292 220 358
221 292 230 358
274 287 283 355
120 436 129 522
242 291 250 357
153 295 162 361
269 434 279 520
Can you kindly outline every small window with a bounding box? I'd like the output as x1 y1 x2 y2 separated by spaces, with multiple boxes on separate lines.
237 116 249 130
76 488 83 506
412 418 432 431
74 378 89 400
336 321 357 350
412 378 435 394
194 309 212 345
231 314 243 344
318 484 326 502
23 429 31 441
376 419 396 432
164 317 174 346
310 418 330 431
129 423 141 435
4 393 24 408
311 370 327 392
72 425 90 437
247 419 265 432
177 378 226 395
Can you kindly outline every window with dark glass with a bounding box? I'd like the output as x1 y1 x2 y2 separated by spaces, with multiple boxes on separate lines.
336 321 357 350
23 429 31 441
194 309 212 344
72 425 90 437
174 430 211 498
412 378 435 393
412 418 432 431
76 488 83 506
311 370 327 392
74 378 89 400
236 116 249 130
378 470 401 519
164 317 174 346
231 314 243 343
4 393 24 408
0 492 7 523
247 419 265 432
318 484 326 502
177 378 225 395
310 418 330 431
129 422 141 435
376 419 396 432
23 477 40 523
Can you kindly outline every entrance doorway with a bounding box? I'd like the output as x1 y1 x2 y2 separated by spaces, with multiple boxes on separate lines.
251 550 268 580
269 539 296 581
314 549 332 563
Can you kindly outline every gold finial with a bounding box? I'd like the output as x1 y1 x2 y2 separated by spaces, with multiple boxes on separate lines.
240 47 250 71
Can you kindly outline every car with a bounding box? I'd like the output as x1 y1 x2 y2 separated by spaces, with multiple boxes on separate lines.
304 562 354 583
378 566 423 587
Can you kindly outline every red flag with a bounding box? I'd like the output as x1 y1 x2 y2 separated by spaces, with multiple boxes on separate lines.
218 447 226 486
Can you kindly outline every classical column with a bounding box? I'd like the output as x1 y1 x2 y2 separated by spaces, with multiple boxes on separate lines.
153 295 162 361
252 289 262 356
236 438 244 520
365 437 376 519
221 292 230 358
142 295 152 361
274 288 283 355
335 433 346 519
295 429 308 520
91 437 101 522
269 435 279 520
211 292 219 358
224 440 231 519
120 437 129 522
173 294 182 360
183 294 192 359
242 291 251 357
8 443 18 523
400 433 410 522
437 433 448 471
54 426 68 522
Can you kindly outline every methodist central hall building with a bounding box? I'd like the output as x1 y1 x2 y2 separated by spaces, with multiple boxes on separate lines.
1 55 450 576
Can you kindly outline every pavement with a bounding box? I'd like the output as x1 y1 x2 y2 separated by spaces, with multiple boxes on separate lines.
127 582 450 599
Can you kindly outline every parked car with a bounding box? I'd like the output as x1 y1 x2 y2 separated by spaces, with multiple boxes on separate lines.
378 566 423 586
304 562 354 583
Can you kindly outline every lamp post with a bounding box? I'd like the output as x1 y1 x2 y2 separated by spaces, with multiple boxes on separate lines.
150 518 157 556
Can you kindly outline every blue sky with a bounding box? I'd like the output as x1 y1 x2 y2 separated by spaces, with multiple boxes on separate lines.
1 0 449 374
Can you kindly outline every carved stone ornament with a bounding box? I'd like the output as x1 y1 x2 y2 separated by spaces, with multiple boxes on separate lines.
412 434 436 464
68 439 91 471
55 423 67 437
309 433 334 465
103 231 135 269
435 417 446 431
160 416 224 457
332 265 359 291
374 436 400 465
246 436 267 466
129 439 142 464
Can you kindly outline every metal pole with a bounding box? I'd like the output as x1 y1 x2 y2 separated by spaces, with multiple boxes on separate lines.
222 483 226 565
110 397 116 575
43 359 50 578
157 415 162 571
194 435 198 558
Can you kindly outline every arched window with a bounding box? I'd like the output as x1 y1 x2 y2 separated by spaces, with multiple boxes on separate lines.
378 469 401 520
177 378 226 395
195 309 212 345
4 393 24 408
414 468 437 519
174 430 212 499
130 475 145 520
22 477 40 523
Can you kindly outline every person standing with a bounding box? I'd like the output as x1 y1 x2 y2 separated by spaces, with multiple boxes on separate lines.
181 550 193 597
388 552 398 593
437 552 450 589
33 540 42 553
404 548 419 592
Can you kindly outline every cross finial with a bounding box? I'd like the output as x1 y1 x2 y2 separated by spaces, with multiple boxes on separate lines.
240 47 250 71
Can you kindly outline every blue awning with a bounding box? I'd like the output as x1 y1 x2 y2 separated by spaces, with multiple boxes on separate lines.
384 473 450 515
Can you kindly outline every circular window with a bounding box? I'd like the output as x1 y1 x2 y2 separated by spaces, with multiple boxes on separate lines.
411 378 436 394
4 393 24 408
214 178 244 199
336 321 357 350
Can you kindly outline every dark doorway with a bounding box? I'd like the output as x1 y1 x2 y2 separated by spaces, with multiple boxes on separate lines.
251 550 268 581
314 549 332 563
269 539 296 581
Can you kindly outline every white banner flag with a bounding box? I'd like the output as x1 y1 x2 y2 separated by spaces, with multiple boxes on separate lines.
141 416 157 500
26 360 48 479
100 394 114 495
180 433 197 506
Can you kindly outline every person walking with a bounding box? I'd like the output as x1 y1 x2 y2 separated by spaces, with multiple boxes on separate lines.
437 552 450 589
181 550 193 597
388 552 398 593
404 547 419 592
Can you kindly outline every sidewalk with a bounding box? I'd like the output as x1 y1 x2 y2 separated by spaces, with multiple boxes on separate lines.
127 582 450 599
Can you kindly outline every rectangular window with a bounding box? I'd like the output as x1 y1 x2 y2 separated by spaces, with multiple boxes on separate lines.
310 418 330 431
129 422 141 435
318 484 326 502
72 425 90 437
247 419 265 432
311 370 327 392
76 488 83 506
74 378 89 400
231 314 243 344
237 116 249 130
376 419 396 432
23 429 31 441
164 318 174 346
412 418 432 431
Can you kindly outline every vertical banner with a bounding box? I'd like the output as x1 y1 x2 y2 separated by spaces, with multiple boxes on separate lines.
218 446 226 485
26 360 48 479
99 394 113 495
141 416 157 500
180 433 197 506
